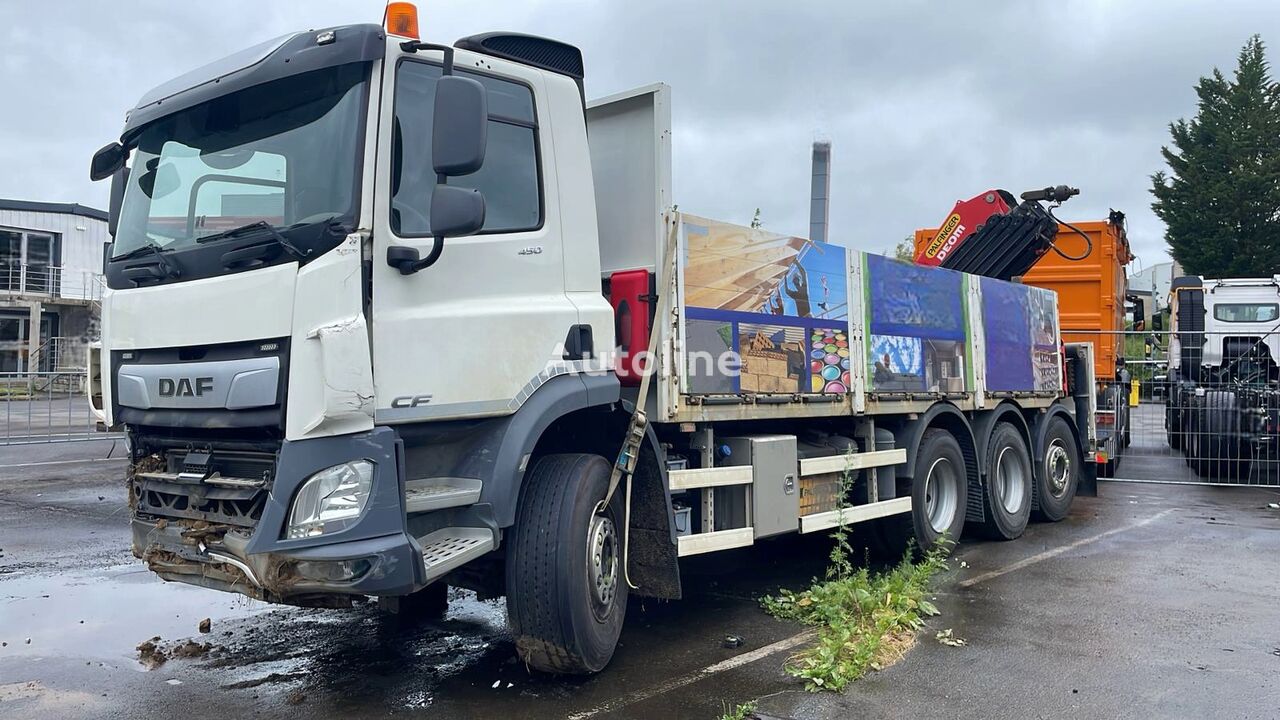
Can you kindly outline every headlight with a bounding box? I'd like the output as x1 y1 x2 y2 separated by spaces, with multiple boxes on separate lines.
286 460 374 539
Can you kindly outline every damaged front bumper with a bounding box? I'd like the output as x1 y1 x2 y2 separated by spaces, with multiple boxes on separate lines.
130 426 427 606
133 519 425 606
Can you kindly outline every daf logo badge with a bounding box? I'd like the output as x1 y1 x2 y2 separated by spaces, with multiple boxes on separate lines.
158 377 214 397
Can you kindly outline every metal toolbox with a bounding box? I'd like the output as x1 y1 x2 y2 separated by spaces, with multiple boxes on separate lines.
721 435 798 539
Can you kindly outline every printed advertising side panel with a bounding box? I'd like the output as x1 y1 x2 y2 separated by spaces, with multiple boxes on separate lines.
863 254 971 394
679 215 850 395
979 276 1061 392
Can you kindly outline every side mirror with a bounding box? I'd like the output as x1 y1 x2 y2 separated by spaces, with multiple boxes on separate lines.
385 187 486 276
432 76 487 176
90 142 127 181
1128 297 1145 325
1152 314 1164 331
108 167 129 238
385 71 489 276
430 185 485 237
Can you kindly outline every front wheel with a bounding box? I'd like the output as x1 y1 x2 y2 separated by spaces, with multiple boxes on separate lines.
884 429 968 554
506 454 628 674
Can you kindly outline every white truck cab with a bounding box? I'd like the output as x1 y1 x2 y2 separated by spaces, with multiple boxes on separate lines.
92 21 631 666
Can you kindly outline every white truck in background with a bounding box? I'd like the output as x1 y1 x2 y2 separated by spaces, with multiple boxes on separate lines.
1164 276 1280 479
88 5 1096 674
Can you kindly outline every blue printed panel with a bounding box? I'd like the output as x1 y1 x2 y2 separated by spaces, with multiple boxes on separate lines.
680 215 850 395
981 278 1034 391
864 255 970 392
866 254 966 341
980 277 1060 392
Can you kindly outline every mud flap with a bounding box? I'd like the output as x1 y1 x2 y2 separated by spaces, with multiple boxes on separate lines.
1078 457 1098 497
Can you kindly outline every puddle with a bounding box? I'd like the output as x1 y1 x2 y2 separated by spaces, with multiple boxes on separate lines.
0 563 271 667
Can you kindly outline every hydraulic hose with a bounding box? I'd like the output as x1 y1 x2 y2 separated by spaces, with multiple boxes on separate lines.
1047 209 1093 261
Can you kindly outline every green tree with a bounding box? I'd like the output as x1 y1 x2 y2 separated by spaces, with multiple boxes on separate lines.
888 236 915 262
1151 35 1280 277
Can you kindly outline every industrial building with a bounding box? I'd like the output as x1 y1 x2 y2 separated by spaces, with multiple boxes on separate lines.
0 199 107 375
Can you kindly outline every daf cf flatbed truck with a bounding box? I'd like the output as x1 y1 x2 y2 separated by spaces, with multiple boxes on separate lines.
88 5 1096 674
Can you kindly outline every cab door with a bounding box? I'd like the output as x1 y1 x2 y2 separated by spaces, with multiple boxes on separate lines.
370 44 578 423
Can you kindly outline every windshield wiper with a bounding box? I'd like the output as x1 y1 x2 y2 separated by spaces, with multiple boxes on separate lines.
113 237 172 261
197 220 310 260
112 238 181 280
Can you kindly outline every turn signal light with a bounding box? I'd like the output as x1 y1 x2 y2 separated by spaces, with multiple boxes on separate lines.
385 2 420 40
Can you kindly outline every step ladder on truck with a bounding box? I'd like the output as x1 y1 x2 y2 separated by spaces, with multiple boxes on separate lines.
87 2 1098 675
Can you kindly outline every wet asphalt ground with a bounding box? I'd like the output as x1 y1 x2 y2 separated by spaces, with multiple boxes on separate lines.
2 429 1279 719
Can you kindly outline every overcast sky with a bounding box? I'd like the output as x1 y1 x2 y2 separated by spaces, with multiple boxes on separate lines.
2 0 1277 270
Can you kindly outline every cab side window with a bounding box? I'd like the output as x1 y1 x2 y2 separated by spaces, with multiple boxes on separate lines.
392 62 541 235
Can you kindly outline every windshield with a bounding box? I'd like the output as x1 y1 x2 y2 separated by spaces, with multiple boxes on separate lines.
1213 302 1279 323
113 64 367 259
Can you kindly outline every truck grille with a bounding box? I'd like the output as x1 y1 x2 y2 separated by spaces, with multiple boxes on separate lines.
133 448 275 529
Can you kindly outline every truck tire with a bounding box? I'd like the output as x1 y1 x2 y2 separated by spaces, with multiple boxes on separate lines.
1194 391 1247 479
1166 403 1183 451
1187 399 1210 475
1033 416 1079 522
882 429 968 554
409 581 450 619
1185 396 1203 468
381 581 449 621
977 423 1032 540
1121 402 1132 449
506 454 628 674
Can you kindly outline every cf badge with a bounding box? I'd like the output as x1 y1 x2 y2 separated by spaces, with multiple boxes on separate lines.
391 394 433 408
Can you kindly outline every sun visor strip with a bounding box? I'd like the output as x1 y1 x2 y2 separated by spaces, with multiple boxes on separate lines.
122 23 385 140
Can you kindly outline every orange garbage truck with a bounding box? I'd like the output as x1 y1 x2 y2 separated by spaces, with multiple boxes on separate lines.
916 198 1135 476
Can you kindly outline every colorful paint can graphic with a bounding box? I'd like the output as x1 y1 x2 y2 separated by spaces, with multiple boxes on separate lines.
809 329 850 395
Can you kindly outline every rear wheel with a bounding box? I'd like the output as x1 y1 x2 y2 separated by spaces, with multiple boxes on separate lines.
977 423 1032 540
1194 391 1248 479
1033 416 1079 522
506 454 628 674
1166 404 1183 451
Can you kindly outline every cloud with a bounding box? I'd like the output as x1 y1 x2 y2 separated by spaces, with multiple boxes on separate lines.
2 0 1276 268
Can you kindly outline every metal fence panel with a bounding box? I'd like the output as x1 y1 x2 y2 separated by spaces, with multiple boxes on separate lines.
0 371 111 445
1080 329 1280 487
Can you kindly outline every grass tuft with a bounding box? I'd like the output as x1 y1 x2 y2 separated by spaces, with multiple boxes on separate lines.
761 449 952 692
761 542 950 691
719 699 757 720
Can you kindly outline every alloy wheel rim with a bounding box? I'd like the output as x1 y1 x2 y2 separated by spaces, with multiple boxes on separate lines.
924 457 959 533
995 445 1027 514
